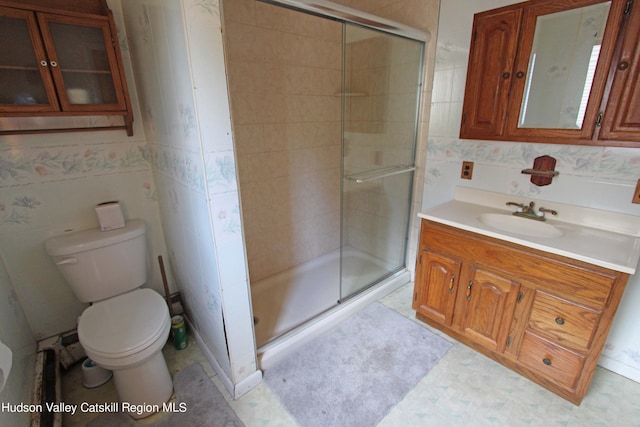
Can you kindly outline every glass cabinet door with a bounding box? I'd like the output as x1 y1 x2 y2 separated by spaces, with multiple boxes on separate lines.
37 13 126 111
0 7 58 112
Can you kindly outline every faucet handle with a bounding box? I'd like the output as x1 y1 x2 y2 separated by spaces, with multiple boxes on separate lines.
538 207 558 217
506 201 524 208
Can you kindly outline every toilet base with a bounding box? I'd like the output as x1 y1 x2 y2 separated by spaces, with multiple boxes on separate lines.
112 351 173 419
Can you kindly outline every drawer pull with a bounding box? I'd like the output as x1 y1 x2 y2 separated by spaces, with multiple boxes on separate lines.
555 317 565 325
543 358 552 366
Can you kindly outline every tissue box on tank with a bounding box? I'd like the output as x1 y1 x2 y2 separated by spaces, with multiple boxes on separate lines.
95 201 125 231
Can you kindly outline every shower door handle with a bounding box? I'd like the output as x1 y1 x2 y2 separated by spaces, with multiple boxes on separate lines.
345 165 416 183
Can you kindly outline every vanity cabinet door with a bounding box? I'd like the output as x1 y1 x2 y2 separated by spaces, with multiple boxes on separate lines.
413 249 461 326
599 1 640 142
457 266 521 353
460 8 522 139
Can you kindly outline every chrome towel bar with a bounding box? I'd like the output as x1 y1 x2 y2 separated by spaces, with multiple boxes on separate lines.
345 165 416 183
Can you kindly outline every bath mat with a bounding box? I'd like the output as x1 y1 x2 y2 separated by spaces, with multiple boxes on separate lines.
264 302 452 427
87 362 244 427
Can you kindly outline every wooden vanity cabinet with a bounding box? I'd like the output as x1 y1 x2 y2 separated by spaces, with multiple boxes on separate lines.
413 220 630 404
0 0 133 135
460 0 640 147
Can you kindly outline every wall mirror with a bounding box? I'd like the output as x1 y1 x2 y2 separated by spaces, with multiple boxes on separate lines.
518 2 611 129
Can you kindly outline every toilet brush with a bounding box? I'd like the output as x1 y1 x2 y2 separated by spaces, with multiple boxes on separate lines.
158 255 174 318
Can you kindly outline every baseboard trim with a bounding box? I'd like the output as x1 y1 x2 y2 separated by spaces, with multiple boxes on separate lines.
598 355 640 384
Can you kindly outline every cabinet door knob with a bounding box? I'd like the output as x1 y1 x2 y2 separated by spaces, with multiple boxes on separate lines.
50 61 58 67
543 358 552 366
555 317 565 325
40 60 48 67
618 61 629 71
502 72 510 79
515 71 525 78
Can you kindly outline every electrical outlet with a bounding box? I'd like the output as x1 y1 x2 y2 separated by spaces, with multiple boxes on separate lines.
633 180 640 204
461 161 474 180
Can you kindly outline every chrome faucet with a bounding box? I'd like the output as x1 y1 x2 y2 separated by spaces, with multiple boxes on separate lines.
506 201 558 221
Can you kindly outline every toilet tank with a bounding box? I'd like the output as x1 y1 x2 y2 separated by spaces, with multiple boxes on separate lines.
45 219 147 303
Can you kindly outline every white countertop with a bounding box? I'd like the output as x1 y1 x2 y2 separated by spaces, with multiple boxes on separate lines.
418 188 640 274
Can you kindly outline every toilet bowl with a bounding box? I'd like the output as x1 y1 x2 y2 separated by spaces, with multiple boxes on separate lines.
78 289 173 416
45 220 173 419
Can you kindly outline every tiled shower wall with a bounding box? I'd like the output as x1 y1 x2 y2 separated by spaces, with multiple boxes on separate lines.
223 0 342 282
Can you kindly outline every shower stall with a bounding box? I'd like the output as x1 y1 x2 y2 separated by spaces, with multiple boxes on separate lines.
222 0 426 358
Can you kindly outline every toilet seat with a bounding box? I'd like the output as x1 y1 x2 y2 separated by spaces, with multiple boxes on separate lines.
78 288 170 360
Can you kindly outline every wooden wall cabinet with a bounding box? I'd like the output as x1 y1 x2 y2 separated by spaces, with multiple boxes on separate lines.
413 220 629 404
0 0 133 136
598 0 640 141
460 0 640 147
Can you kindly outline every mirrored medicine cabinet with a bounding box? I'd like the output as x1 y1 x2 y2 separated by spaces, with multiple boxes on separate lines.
460 0 640 147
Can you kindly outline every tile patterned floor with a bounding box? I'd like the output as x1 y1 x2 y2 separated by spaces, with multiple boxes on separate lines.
62 283 640 426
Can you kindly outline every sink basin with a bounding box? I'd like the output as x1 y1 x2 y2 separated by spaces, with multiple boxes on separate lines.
478 213 564 238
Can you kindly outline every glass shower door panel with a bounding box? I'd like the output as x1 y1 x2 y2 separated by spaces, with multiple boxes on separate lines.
340 24 423 300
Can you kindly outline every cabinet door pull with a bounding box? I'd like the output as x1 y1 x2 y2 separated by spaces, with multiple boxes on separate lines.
618 61 629 71
466 280 473 301
449 273 456 293
555 317 565 325
543 358 552 366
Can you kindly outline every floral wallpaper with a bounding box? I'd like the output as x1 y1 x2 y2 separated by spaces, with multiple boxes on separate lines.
0 196 40 225
0 144 148 183
0 141 155 227
121 0 257 390
426 139 640 188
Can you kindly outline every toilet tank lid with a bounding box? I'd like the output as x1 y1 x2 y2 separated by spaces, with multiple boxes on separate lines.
45 219 145 256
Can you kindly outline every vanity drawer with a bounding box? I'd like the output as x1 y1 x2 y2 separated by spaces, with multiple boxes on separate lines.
519 331 585 389
528 291 601 351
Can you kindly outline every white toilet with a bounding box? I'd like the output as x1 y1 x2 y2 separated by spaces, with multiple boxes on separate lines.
45 219 173 419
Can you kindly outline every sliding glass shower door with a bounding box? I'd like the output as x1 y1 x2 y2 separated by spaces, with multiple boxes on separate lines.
340 24 424 300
